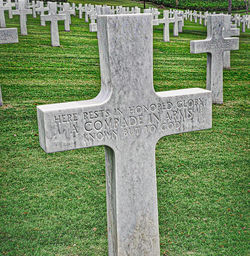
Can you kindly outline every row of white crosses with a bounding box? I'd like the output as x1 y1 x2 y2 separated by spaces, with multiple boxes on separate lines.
232 14 250 32
87 4 142 32
150 10 183 42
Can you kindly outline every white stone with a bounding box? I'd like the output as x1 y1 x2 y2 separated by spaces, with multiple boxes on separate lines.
59 3 72 32
223 15 240 69
12 0 32 35
37 14 212 256
0 0 8 27
41 2 65 47
190 15 239 104
0 27 18 43
35 1 49 26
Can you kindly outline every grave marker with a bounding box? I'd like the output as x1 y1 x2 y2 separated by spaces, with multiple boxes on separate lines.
190 15 239 104
13 0 32 35
0 27 18 43
41 2 66 47
37 14 212 255
59 3 74 31
0 0 9 27
36 1 49 26
223 15 240 69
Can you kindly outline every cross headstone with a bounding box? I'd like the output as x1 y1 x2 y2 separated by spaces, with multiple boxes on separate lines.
157 10 175 42
193 10 198 23
3 0 14 19
0 0 9 28
37 14 212 255
223 15 240 69
36 1 49 26
59 3 73 32
190 15 239 104
241 15 247 32
77 3 84 19
0 26 18 106
28 0 36 18
189 10 193 21
172 11 183 36
89 11 97 32
41 2 65 47
198 11 202 25
12 0 32 35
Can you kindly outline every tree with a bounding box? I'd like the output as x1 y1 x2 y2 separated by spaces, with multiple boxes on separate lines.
144 0 146 9
176 0 179 8
228 0 232 14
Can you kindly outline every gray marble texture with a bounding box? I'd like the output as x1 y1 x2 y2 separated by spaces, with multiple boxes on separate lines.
190 14 239 104
37 14 212 256
0 27 18 44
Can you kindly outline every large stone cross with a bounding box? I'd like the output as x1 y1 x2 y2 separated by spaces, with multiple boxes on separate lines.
41 2 66 47
37 14 212 256
13 0 32 35
190 14 239 104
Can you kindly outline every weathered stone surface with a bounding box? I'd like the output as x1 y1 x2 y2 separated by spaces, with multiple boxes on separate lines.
37 14 212 256
0 27 18 44
41 2 65 47
190 14 239 104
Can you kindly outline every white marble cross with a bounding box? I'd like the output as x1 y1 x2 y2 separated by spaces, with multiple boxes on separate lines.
157 10 177 42
37 14 212 256
41 2 65 47
198 11 202 25
76 3 84 19
12 0 32 35
0 0 9 27
89 11 97 32
190 15 239 104
36 1 49 26
59 3 74 31
223 15 240 69
28 0 36 18
172 11 183 36
3 0 14 19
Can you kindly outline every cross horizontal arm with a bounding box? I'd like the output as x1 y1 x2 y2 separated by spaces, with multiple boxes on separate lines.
41 14 66 21
37 94 112 153
190 39 211 54
155 88 212 140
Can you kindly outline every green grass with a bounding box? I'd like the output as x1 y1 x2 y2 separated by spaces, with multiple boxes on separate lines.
0 1 249 255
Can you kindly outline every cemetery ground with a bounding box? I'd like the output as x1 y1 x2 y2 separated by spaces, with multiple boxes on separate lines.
0 0 249 255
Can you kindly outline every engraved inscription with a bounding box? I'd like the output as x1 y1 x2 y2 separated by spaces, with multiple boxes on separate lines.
0 29 18 44
52 97 208 146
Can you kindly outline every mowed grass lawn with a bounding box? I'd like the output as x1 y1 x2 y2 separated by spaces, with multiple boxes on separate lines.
0 1 249 255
